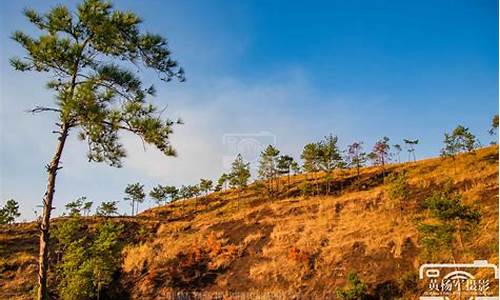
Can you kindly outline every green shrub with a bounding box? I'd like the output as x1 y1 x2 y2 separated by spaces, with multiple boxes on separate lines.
336 272 369 300
55 219 123 300
418 191 480 260
385 171 410 213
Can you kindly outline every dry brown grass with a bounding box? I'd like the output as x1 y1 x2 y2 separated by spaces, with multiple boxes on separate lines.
1 146 498 299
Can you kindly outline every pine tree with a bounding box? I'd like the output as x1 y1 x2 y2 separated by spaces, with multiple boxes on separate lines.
149 185 168 207
96 201 118 217
290 160 300 175
229 154 251 190
419 191 480 260
317 134 343 194
82 200 93 216
393 144 402 163
124 183 145 216
178 185 189 200
164 186 179 203
403 139 419 162
346 142 367 178
10 1 184 297
371 136 391 174
214 173 229 192
258 145 280 194
229 154 251 207
177 184 200 200
301 142 321 195
199 179 213 195
489 114 499 136
0 199 21 225
277 155 296 185
64 196 92 216
64 197 83 217
441 125 478 157
301 143 320 173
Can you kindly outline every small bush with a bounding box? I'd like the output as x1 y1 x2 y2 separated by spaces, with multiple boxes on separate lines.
418 223 454 259
336 272 369 300
385 171 410 213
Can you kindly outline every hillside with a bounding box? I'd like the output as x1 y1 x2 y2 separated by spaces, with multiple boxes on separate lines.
1 146 498 299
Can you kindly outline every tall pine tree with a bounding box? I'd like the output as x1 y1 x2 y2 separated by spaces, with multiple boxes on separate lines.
10 2 185 296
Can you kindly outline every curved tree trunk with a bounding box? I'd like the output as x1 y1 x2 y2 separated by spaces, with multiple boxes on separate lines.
38 124 69 300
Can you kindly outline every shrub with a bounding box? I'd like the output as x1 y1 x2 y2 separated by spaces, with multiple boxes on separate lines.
418 191 480 260
385 171 409 214
55 219 123 300
336 272 369 300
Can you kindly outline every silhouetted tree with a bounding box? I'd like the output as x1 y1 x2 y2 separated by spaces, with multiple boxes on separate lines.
489 114 499 144
489 114 499 135
393 144 402 163
124 183 145 216
403 139 419 162
0 199 21 225
10 1 185 296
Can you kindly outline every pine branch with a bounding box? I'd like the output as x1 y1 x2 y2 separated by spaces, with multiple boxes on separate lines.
26 106 62 114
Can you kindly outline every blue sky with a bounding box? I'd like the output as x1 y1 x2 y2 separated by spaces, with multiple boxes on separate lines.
0 0 498 220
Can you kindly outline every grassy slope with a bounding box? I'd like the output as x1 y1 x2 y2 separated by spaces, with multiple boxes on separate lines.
1 146 498 299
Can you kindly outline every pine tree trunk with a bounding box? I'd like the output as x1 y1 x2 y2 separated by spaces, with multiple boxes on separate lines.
38 124 69 300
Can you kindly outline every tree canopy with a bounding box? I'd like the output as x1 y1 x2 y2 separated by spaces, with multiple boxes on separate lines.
11 0 185 167
0 199 21 225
